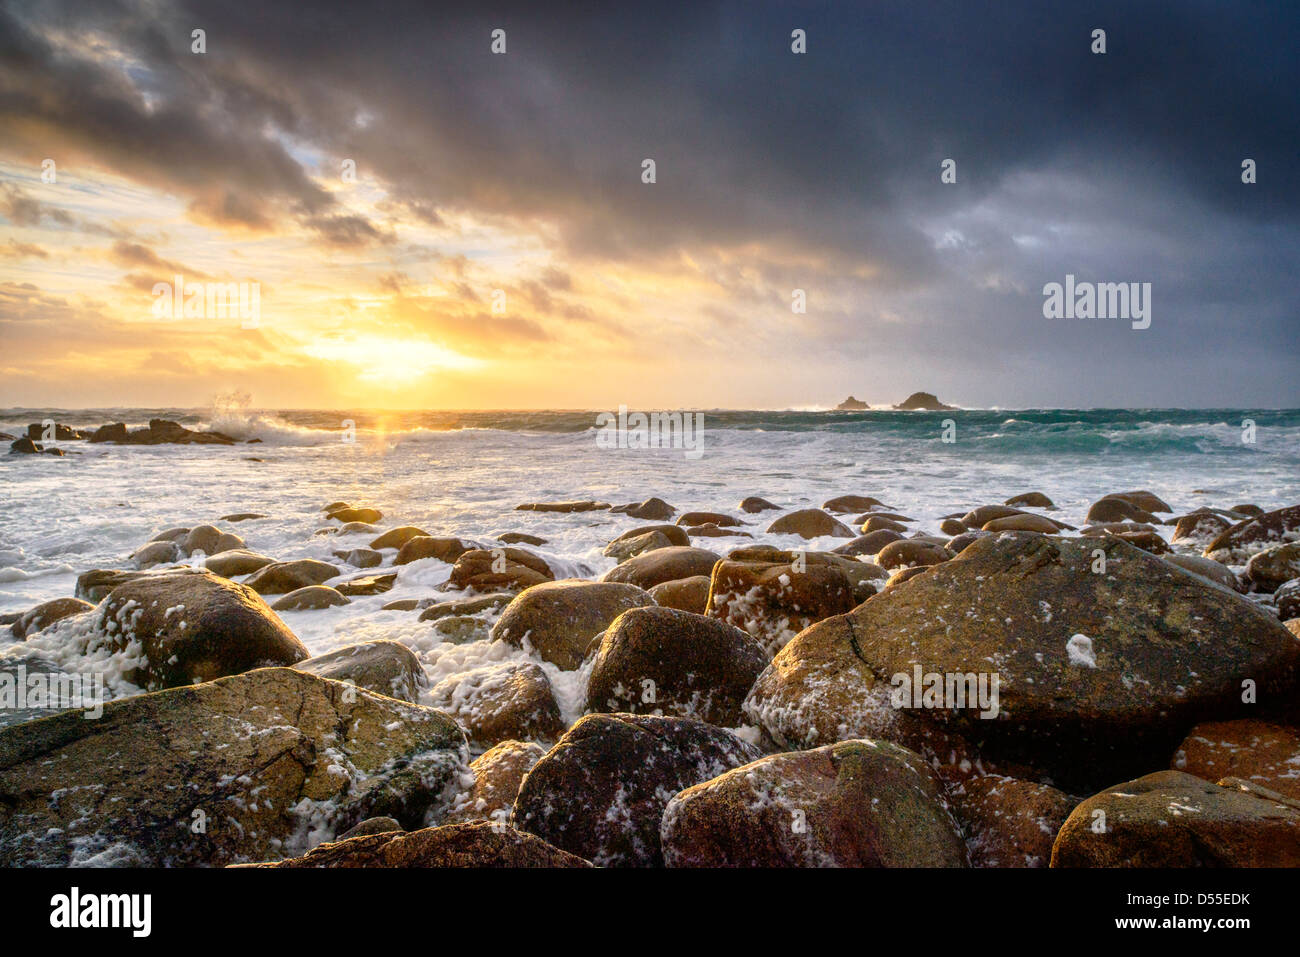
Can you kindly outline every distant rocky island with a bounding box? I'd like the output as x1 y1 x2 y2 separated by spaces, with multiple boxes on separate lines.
833 391 957 412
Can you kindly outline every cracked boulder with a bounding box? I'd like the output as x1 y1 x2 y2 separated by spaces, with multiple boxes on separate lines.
744 533 1300 793
0 667 467 867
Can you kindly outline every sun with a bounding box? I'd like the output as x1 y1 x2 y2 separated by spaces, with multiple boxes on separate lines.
301 336 482 383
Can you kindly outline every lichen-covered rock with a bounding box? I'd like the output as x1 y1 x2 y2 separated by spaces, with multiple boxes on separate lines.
1172 719 1300 799
444 740 546 825
235 822 589 867
428 661 565 748
511 713 761 866
295 639 427 704
1050 771 1300 867
94 570 309 690
946 774 1076 868
661 739 966 868
705 558 855 657
586 606 767 725
491 579 654 670
242 559 340 595
0 667 467 866
744 533 1300 793
601 546 721 591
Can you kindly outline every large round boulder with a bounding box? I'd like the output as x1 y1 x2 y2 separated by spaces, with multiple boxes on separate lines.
447 548 554 592
271 585 350 611
1172 718 1300 799
601 546 721 590
648 575 711 614
661 740 967 867
744 532 1300 793
705 557 856 656
369 526 431 550
586 606 768 725
428 661 565 748
180 524 245 557
204 549 276 577
766 509 854 540
242 559 340 595
94 570 309 690
395 536 473 565
491 579 655 670
510 713 761 866
1050 771 1300 867
294 639 427 704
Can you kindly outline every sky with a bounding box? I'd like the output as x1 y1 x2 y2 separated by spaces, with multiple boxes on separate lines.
0 0 1296 410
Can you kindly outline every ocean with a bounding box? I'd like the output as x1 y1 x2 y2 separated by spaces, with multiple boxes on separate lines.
3 405 1298 716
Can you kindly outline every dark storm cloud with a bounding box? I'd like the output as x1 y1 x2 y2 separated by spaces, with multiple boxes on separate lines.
1 0 1296 404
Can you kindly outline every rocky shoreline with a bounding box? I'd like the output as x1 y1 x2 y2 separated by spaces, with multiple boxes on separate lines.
5 418 246 453
1 490 1298 867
